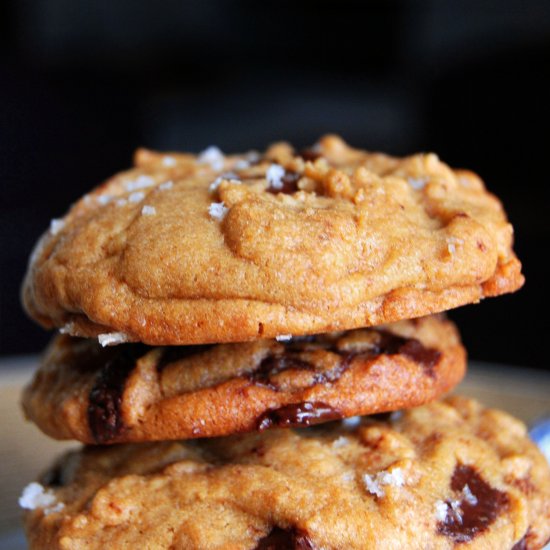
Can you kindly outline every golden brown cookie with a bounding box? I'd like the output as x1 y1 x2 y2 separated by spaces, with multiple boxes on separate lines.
22 135 523 345
22 316 465 444
21 397 550 549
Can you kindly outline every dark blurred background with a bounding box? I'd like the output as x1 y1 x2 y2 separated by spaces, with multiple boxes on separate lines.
1 1 549 367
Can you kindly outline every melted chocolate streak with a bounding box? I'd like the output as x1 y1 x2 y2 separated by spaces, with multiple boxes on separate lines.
251 331 441 391
257 402 342 431
88 345 147 443
255 527 316 550
437 464 509 543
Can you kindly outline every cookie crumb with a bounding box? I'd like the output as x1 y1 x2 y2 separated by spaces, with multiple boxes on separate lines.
126 175 155 192
266 164 285 190
159 180 173 191
141 205 156 216
129 191 145 203
198 146 225 171
363 467 405 498
49 219 65 235
98 332 129 347
19 483 63 514
162 156 176 167
208 202 228 221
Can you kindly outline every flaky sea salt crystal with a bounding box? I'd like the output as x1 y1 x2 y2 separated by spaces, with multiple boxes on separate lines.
19 483 59 511
49 218 65 235
234 159 250 170
342 416 361 428
198 146 225 171
128 191 145 203
116 198 128 207
141 205 156 216
333 436 349 448
97 194 112 205
446 236 464 255
98 332 129 347
461 484 478 506
266 164 285 189
59 322 75 335
389 410 403 422
434 500 449 522
208 202 228 220
44 502 65 515
275 334 292 342
159 180 173 191
408 177 428 190
449 499 463 523
126 175 155 192
537 432 550 463
162 156 176 167
363 474 385 498
209 172 241 193
363 467 405 498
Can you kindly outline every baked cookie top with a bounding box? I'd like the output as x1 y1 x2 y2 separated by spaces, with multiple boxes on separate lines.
22 315 465 444
21 397 550 549
22 135 523 345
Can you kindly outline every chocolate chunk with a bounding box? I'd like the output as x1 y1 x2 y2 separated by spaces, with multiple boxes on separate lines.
157 344 214 371
267 171 300 194
88 345 147 443
257 402 342 431
299 149 322 162
396 338 441 375
342 332 440 375
251 355 316 389
437 464 509 543
251 354 347 390
255 527 316 549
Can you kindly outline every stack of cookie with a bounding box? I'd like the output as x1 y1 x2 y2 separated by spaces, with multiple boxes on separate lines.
19 136 550 548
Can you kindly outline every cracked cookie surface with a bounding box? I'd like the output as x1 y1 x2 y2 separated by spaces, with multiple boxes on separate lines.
22 135 523 345
22 315 465 443
22 397 550 549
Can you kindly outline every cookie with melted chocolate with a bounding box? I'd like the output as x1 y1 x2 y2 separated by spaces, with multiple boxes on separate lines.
22 316 464 444
22 397 550 550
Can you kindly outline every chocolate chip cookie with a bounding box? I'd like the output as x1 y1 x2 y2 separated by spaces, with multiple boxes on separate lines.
22 315 465 444
21 397 550 549
22 135 523 345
